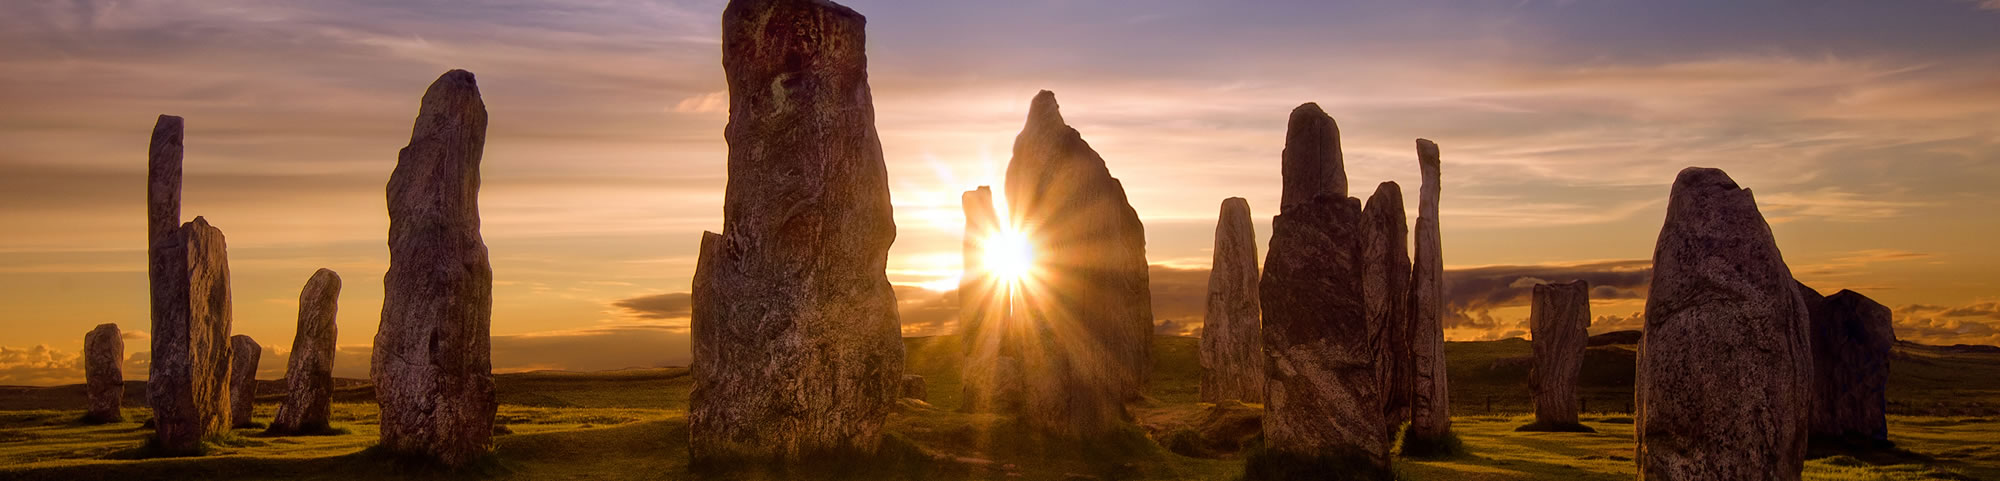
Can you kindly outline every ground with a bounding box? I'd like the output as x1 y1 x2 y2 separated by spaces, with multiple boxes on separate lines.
0 335 1993 480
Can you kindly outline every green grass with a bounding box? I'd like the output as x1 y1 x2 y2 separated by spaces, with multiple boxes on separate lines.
0 335 1993 480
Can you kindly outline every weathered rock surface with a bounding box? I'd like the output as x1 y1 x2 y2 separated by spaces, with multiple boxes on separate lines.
148 216 234 454
270 269 341 435
1259 103 1385 474
1003 90 1152 437
1799 284 1895 443
84 323 124 423
228 335 260 428
1200 197 1262 404
957 186 1014 412
1525 280 1591 431
1406 139 1453 448
900 374 928 401
146 115 235 454
1639 167 1811 480
689 0 905 462
1361 182 1412 436
373 69 496 467
1279 103 1346 208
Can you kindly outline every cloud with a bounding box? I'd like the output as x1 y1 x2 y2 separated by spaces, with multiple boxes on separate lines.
1893 302 2000 347
1147 264 1211 327
673 91 728 113
611 292 692 320
1441 259 1653 329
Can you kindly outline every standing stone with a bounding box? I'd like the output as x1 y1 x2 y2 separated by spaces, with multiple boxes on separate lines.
1003 90 1153 437
1798 284 1895 444
373 69 496 467
1523 280 1592 432
690 0 905 462
958 186 1018 413
1200 197 1262 404
1280 103 1347 208
1406 138 1454 448
83 323 124 423
271 269 341 435
900 374 928 401
147 115 235 454
1639 167 1810 480
228 335 260 428
1258 104 1386 475
1361 182 1411 437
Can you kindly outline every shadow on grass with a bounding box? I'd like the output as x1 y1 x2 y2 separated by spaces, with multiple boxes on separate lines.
1239 443 1392 481
1397 428 1466 459
687 434 968 481
1513 421 1597 433
258 422 352 437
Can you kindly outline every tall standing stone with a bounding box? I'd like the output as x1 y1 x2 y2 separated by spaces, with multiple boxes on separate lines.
958 186 1019 413
1639 167 1810 480
373 69 495 467
1524 280 1592 432
228 335 260 428
271 269 341 435
1361 182 1411 436
1406 138 1453 448
147 115 235 454
1280 103 1346 208
689 0 905 462
1798 284 1894 444
1258 104 1386 475
1200 197 1262 403
84 323 125 423
1003 91 1153 437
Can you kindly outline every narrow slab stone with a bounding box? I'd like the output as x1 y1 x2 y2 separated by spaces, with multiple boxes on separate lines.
1639 167 1810 480
690 0 906 462
957 186 1015 412
1003 90 1153 437
148 216 234 455
1523 280 1591 432
1361 182 1411 437
373 69 495 467
1200 197 1262 404
1799 284 1895 443
1279 103 1346 208
1406 138 1453 445
1259 106 1385 474
228 335 260 428
270 269 340 435
84 323 124 423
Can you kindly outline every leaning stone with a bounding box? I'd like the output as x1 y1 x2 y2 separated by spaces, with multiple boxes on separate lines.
1519 280 1593 433
689 0 906 462
84 323 125 423
270 269 341 435
1405 138 1453 448
1258 104 1385 476
1200 197 1262 404
1799 284 1895 444
1638 167 1811 480
373 69 496 467
228 335 260 428
1004 90 1153 437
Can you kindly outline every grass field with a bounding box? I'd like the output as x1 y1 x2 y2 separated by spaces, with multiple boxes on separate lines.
0 335 1993 480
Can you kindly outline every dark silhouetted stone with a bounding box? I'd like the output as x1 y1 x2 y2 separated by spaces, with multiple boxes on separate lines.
1004 90 1152 438
901 374 928 401
689 0 905 462
1639 167 1810 480
958 186 1014 412
84 323 124 423
1201 197 1262 403
228 335 260 428
1523 280 1592 432
1798 284 1895 444
373 69 496 467
1361 182 1411 437
1259 106 1385 475
1406 139 1453 446
1280 103 1346 208
270 269 341 435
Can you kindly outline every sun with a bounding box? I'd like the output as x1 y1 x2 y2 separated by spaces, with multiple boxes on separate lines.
982 229 1035 286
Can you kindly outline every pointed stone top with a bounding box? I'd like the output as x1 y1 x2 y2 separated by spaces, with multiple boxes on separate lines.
1666 167 1766 224
1027 90 1066 130
1826 289 1886 310
1365 181 1403 209
408 70 485 142
309 268 342 287
189 216 211 228
1416 138 1440 165
91 323 119 333
967 185 992 196
1221 196 1249 210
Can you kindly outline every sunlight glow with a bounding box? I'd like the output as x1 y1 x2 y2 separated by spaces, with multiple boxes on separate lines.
982 230 1034 286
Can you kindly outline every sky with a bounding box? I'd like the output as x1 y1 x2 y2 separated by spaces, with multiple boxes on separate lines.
1 0 1998 385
